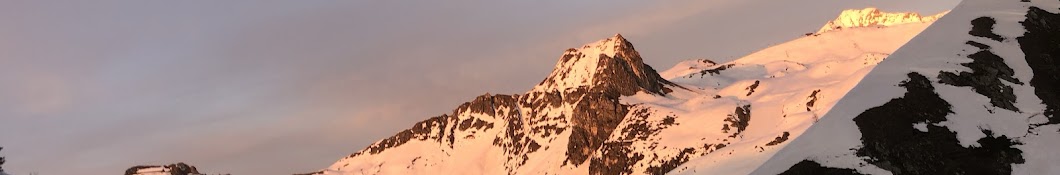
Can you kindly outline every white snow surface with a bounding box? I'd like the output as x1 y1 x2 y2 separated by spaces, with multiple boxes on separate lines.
319 7 942 175
754 0 1060 174
664 17 932 175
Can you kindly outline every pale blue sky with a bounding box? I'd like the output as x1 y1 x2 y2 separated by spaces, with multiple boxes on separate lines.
0 0 958 174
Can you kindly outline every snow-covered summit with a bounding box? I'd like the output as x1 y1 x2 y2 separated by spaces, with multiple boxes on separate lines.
125 163 207 175
817 7 947 34
533 34 672 96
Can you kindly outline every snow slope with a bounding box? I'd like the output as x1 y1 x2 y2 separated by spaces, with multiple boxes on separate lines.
661 15 935 175
756 0 1060 174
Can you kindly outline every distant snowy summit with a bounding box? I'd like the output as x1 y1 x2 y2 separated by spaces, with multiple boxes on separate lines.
125 163 225 175
817 7 947 34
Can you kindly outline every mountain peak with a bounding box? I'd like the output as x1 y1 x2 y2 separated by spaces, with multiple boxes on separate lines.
817 7 947 34
534 34 671 96
580 33 632 58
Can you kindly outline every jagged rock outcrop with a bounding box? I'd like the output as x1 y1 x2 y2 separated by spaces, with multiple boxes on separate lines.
817 7 946 34
318 34 680 175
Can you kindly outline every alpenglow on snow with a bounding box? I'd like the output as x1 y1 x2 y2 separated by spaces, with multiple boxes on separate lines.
302 0 1060 174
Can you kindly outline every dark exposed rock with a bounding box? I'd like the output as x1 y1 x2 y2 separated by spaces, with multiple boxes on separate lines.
590 37 676 96
590 142 643 175
567 92 629 165
590 107 690 175
697 64 735 77
939 21 1024 112
969 17 1004 41
523 91 566 139
746 80 761 96
494 98 539 170
458 117 475 131
358 114 452 156
806 90 821 111
538 34 676 96
644 148 696 175
779 160 864 175
550 35 677 165
765 132 791 146
723 105 752 138
613 108 675 141
853 73 1023 175
937 49 1022 112
357 94 521 157
661 116 676 125
699 58 716 64
966 41 990 49
545 34 700 171
1018 7 1060 125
